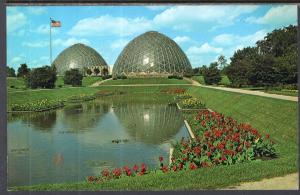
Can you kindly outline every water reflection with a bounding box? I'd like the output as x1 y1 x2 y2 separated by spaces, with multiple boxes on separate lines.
7 94 189 187
8 111 57 131
113 103 184 144
62 102 110 131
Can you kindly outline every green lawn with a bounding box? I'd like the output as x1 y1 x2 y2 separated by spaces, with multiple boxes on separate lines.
101 78 191 85
191 75 231 86
8 85 298 190
7 77 27 92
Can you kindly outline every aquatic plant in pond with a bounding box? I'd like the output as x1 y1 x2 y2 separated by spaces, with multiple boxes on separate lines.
11 99 64 112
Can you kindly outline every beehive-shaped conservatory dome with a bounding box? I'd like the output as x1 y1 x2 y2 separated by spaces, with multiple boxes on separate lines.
113 31 192 77
52 43 108 75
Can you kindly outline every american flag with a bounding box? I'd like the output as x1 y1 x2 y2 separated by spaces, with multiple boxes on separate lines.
51 20 61 27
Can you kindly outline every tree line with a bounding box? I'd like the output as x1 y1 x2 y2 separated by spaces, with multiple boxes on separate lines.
6 63 110 89
193 25 297 88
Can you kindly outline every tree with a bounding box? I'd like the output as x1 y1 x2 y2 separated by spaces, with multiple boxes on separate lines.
86 68 92 76
217 55 227 70
63 69 83 87
203 62 221 85
7 66 16 77
17 63 30 77
102 67 109 76
94 67 100 76
25 66 57 89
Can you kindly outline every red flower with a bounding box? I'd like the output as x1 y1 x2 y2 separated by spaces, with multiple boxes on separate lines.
102 169 110 177
87 176 95 182
207 151 212 158
126 170 132 176
193 146 201 156
141 163 147 173
112 168 122 177
161 166 169 173
172 165 177 171
221 156 227 162
179 163 184 169
123 166 130 172
217 143 224 150
189 162 198 170
133 164 139 172
182 157 188 161
159 156 164 162
214 130 222 138
266 134 270 139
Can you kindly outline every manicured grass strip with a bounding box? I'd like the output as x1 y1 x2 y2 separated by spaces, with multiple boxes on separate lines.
7 86 191 111
101 78 191 85
9 158 297 191
187 87 297 167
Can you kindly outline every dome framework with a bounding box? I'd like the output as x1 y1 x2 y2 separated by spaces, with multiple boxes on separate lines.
52 43 108 76
113 31 192 77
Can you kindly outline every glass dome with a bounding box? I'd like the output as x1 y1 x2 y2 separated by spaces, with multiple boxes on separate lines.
52 43 108 75
113 31 192 77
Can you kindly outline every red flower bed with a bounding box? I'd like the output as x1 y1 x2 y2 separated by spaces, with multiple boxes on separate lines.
168 110 277 171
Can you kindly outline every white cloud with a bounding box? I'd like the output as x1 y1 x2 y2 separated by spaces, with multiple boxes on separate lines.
7 9 27 33
110 39 129 49
26 7 47 15
213 29 267 47
32 24 59 34
10 54 26 65
53 37 90 47
187 43 223 55
68 15 153 37
245 5 297 26
173 36 191 44
153 5 258 30
22 41 49 48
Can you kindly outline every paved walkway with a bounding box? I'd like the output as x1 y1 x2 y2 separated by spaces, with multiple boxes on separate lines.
184 78 298 102
223 173 299 190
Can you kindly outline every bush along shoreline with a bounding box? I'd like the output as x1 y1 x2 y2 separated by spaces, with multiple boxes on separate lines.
85 110 277 184
10 99 64 112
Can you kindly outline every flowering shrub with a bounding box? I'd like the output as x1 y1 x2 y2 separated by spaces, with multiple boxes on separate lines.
67 94 96 103
179 97 206 109
86 163 148 183
169 110 276 171
11 99 64 112
160 88 186 94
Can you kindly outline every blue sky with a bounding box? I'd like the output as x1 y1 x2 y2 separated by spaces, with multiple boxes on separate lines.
7 5 297 70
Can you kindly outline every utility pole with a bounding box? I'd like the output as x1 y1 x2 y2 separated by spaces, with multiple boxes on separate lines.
50 17 52 65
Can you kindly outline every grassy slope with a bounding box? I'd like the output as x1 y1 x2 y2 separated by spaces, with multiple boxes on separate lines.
7 77 26 92
101 78 191 85
9 86 298 190
6 86 190 111
191 75 231 86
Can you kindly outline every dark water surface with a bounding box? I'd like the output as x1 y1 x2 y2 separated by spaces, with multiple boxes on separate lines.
7 94 189 187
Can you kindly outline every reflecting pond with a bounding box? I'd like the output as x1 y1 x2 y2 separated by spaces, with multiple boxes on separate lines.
7 94 189 187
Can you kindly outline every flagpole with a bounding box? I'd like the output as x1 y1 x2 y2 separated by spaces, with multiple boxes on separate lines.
50 17 52 65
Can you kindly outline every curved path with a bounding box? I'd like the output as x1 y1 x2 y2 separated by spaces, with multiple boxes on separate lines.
223 173 299 190
184 78 298 102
